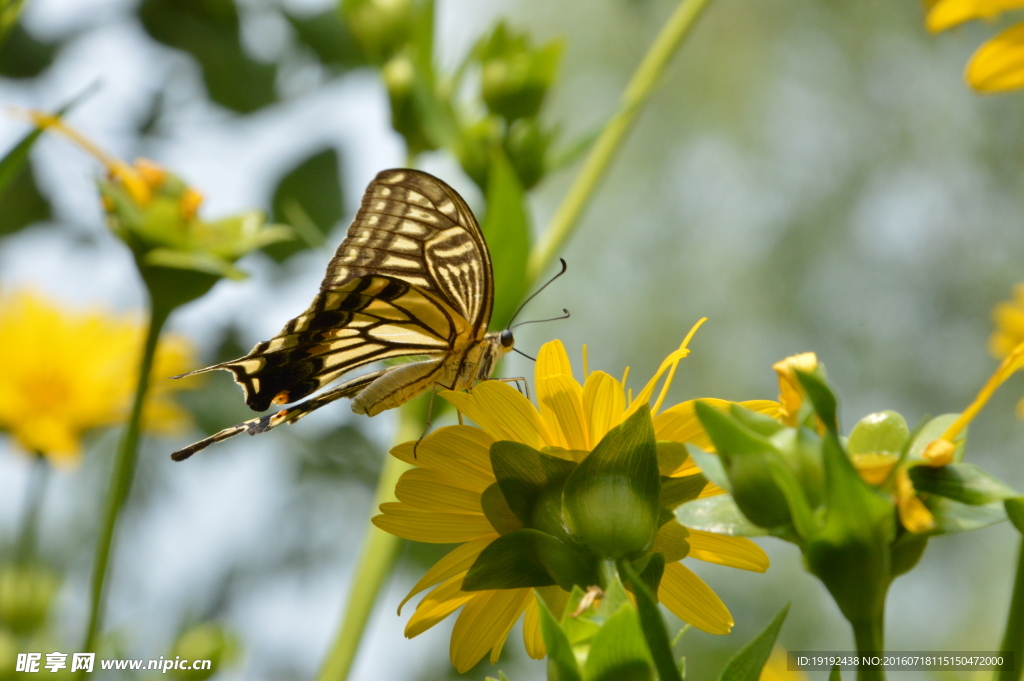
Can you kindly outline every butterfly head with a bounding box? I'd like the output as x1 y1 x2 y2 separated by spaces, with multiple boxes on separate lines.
499 329 515 350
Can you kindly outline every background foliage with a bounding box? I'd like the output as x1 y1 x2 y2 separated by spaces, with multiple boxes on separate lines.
2 0 1023 678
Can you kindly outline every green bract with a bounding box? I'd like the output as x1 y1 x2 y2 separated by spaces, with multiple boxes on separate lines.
0 564 57 637
463 406 708 596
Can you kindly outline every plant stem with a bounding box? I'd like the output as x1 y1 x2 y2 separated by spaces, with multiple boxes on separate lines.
851 613 886 681
14 454 48 565
315 406 418 681
79 299 171 659
526 0 715 286
996 539 1024 681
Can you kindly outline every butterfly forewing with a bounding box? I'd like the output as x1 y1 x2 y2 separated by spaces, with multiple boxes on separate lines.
320 169 493 334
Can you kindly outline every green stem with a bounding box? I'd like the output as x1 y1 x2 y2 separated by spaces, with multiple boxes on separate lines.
996 539 1024 681
14 454 48 565
315 406 418 681
526 0 715 286
851 613 886 681
79 299 171 659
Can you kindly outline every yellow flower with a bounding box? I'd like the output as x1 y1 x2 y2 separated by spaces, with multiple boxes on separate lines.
772 352 818 427
926 0 1024 92
372 324 774 672
0 291 196 465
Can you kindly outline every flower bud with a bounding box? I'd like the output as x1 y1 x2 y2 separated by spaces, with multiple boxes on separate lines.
454 116 502 190
503 118 551 190
0 564 58 636
341 0 414 65
477 22 563 121
382 53 435 155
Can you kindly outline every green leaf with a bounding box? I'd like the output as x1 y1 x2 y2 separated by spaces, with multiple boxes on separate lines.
583 601 655 681
694 403 791 529
729 404 785 437
562 405 661 559
794 369 838 434
482 146 530 330
685 445 731 493
0 158 49 237
717 604 790 681
1006 497 1024 534
620 558 682 681
144 248 246 280
480 482 525 535
829 664 842 681
0 88 93 230
265 148 343 262
537 596 582 681
673 496 768 537
0 22 57 78
660 474 708 509
490 440 576 528
138 0 277 114
925 497 1007 535
285 10 362 69
908 463 1017 505
462 528 595 592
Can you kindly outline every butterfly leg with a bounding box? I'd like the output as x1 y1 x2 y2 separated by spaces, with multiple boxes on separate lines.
492 376 530 400
413 388 444 459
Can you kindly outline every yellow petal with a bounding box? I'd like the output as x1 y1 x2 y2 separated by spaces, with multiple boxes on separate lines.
850 452 898 485
450 588 532 672
399 535 498 614
373 504 495 543
522 593 546 660
659 562 733 635
536 339 574 379
968 23 1024 92
395 467 486 513
442 381 549 449
391 425 495 491
536 340 575 448
926 0 1024 32
655 399 780 454
583 370 625 445
897 469 936 534
686 530 770 572
405 574 475 637
699 481 727 498
538 374 589 450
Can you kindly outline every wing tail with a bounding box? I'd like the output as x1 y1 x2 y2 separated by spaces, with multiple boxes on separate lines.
170 369 387 461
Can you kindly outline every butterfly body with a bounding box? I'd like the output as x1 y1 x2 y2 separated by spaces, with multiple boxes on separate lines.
171 169 513 461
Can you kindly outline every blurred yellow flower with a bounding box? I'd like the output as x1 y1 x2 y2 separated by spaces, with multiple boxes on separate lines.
926 0 1024 91
0 291 196 465
373 328 775 672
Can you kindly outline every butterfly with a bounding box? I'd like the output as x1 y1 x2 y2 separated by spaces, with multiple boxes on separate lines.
171 169 519 461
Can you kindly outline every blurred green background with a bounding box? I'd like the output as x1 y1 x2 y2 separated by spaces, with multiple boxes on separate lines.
2 0 1024 678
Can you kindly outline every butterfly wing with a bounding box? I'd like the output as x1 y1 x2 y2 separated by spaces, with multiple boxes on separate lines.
321 168 494 336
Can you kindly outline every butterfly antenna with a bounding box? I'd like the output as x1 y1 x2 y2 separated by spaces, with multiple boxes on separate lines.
510 309 570 330
506 258 568 329
513 348 537 361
